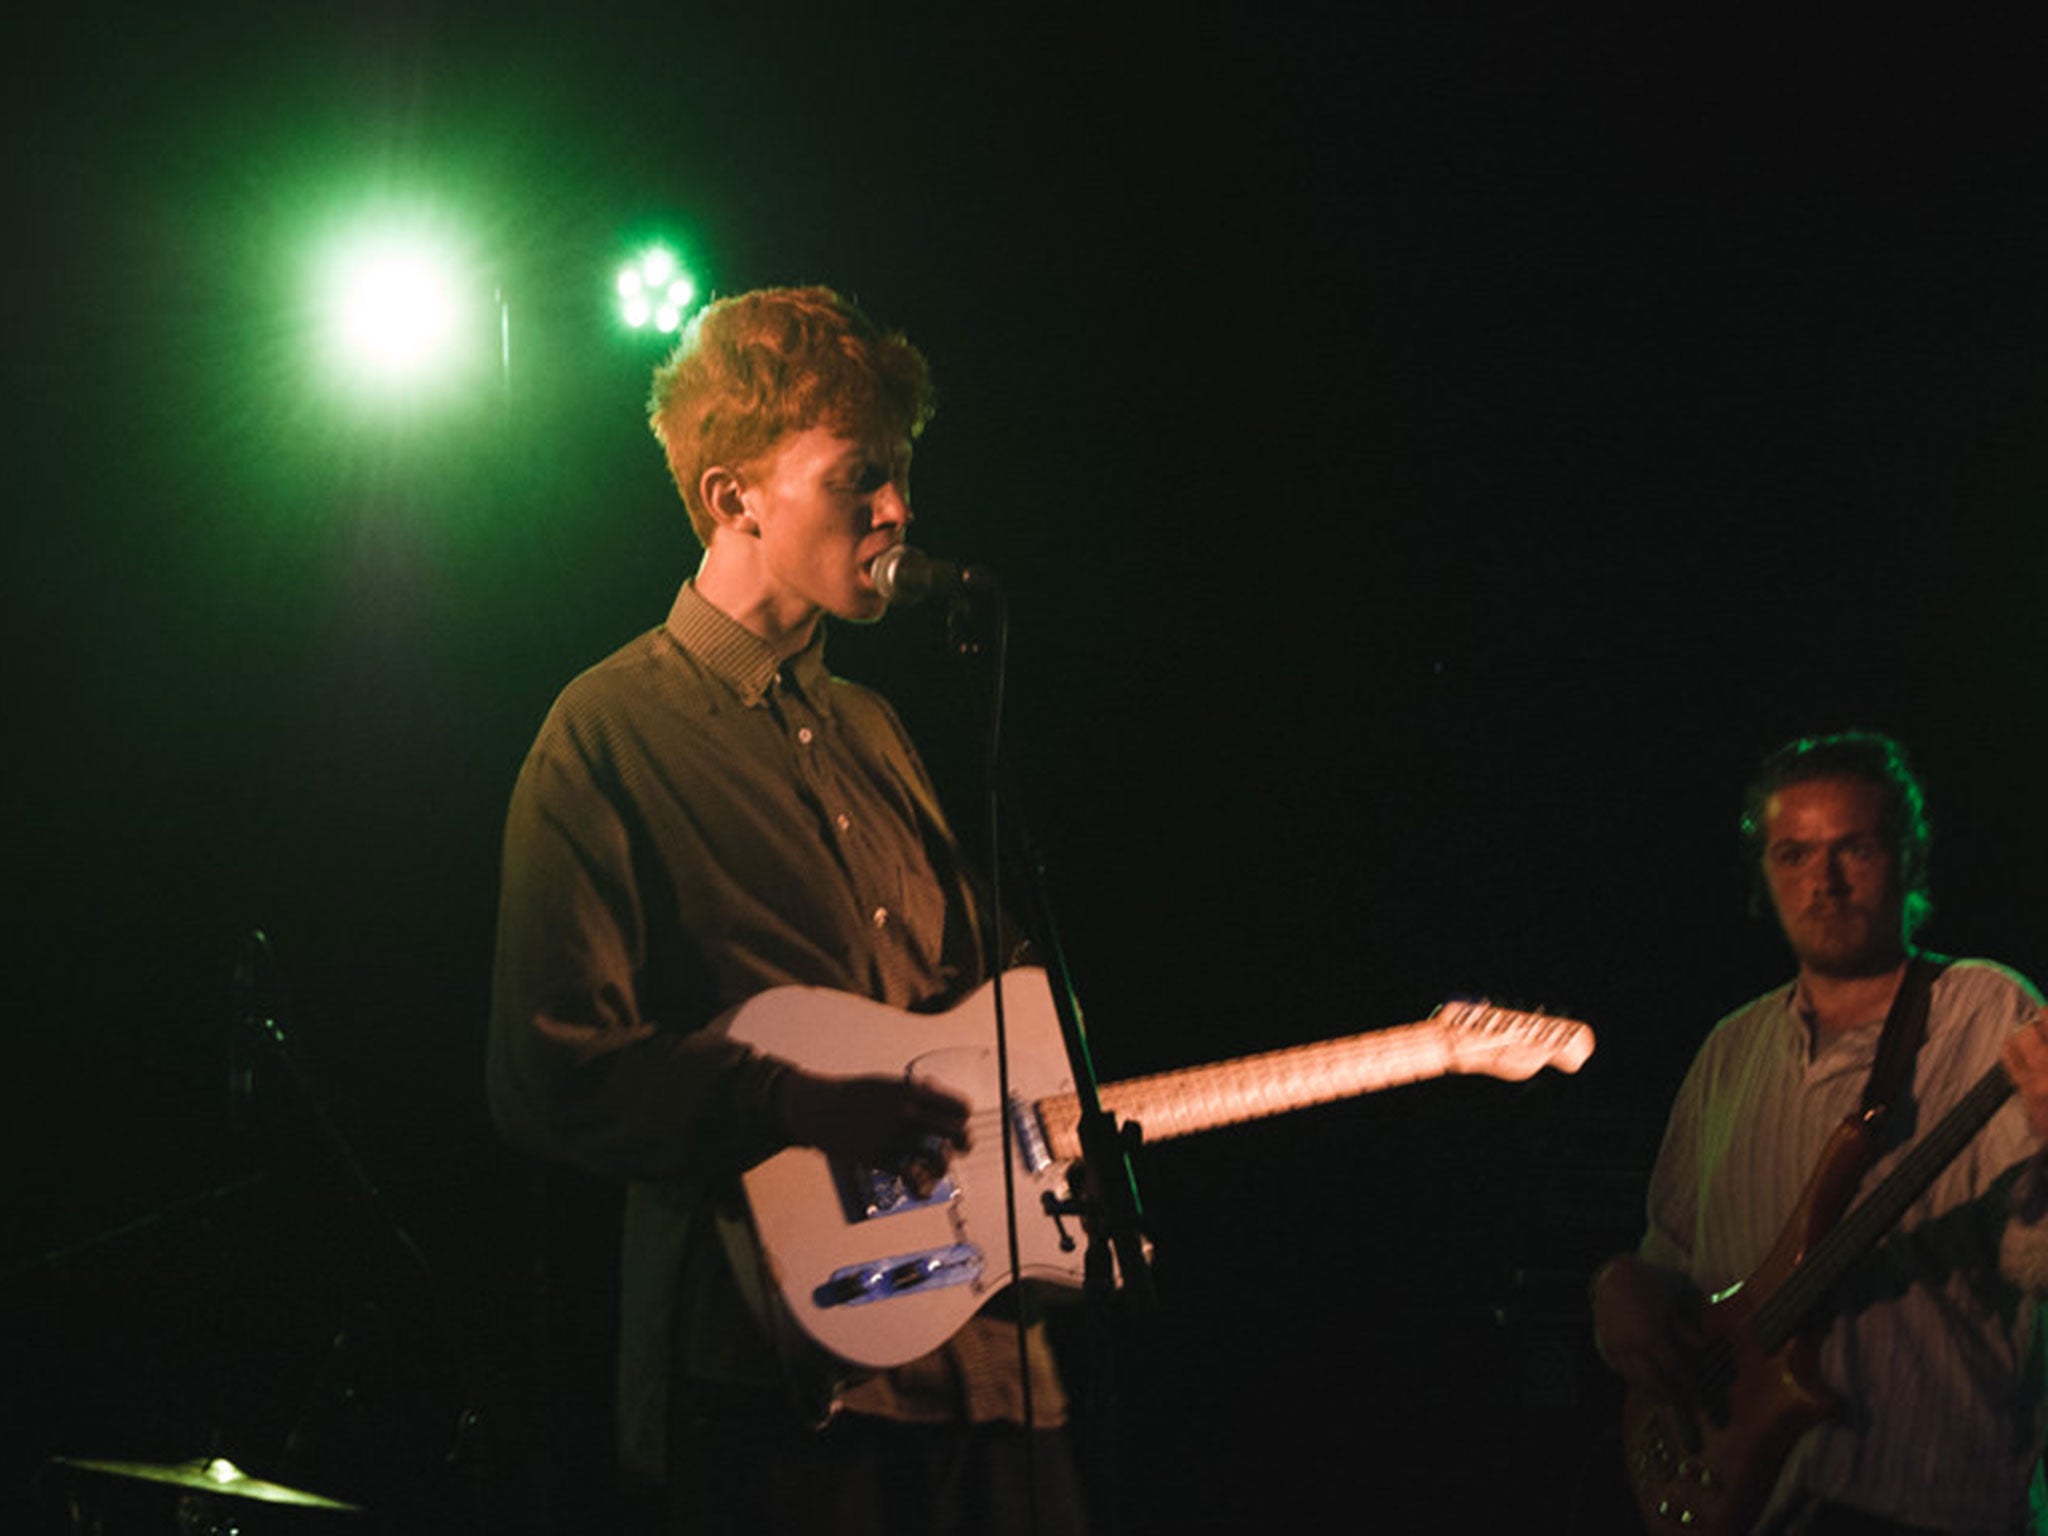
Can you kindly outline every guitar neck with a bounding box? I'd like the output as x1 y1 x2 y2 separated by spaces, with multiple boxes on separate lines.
1034 1020 1455 1162
1755 1059 2016 1352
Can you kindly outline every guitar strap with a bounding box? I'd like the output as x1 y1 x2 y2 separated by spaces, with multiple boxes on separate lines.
1858 951 1949 1131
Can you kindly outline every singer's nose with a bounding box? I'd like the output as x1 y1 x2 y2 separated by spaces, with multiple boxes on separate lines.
871 482 912 531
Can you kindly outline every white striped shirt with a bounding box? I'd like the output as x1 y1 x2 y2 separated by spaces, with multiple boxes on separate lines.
1643 959 2048 1534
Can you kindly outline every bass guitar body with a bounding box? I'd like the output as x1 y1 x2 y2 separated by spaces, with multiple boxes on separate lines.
1622 1116 1881 1535
1621 1288 1833 1535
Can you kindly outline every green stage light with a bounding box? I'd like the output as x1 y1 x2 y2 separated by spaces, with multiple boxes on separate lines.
318 225 485 394
617 246 697 335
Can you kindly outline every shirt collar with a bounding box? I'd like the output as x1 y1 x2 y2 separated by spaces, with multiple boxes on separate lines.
664 581 831 708
1784 963 1912 1068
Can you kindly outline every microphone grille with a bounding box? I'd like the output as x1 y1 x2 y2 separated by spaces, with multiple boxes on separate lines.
871 544 920 602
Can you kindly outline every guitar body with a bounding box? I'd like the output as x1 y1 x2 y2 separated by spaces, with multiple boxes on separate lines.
1622 1118 1881 1534
1621 1290 1833 1535
727 970 1085 1370
721 968 1594 1371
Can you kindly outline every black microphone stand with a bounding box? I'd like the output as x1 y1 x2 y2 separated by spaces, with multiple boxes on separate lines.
222 931 483 1519
936 579 1154 1536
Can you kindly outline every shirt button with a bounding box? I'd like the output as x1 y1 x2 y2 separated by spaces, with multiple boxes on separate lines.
797 726 814 745
835 813 851 832
871 906 890 928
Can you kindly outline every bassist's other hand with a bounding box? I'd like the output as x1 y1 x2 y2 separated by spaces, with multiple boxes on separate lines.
2003 1008 2048 1142
1591 1254 1706 1405
775 1068 972 1195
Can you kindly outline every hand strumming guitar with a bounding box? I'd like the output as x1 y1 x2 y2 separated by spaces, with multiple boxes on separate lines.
2001 1006 2048 1141
1591 1254 1708 1408
774 1067 972 1196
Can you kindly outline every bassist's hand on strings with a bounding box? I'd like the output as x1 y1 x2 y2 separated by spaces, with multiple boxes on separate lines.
774 1068 972 1196
1591 1255 1707 1408
2002 1007 2048 1141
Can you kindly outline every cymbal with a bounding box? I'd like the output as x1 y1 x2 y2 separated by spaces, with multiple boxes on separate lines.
54 1455 360 1511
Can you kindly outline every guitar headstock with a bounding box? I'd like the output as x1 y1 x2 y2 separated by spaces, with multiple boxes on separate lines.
1432 1000 1596 1081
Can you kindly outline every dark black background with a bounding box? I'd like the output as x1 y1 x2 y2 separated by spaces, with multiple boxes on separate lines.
8 5 2048 1531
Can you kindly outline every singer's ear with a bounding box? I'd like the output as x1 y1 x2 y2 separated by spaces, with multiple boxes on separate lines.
700 465 757 536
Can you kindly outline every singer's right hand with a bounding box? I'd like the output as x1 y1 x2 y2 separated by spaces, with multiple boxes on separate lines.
774 1068 971 1194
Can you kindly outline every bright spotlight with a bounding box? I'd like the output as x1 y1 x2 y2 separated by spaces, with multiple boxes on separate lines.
339 251 459 370
319 225 484 394
617 246 697 335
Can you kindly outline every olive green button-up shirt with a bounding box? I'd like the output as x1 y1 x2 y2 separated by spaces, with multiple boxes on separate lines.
489 582 1062 1482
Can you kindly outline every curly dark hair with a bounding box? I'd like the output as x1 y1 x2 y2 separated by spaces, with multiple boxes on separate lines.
1738 730 1933 936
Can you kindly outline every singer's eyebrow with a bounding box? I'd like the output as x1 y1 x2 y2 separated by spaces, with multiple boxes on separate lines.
847 442 911 492
832 438 909 474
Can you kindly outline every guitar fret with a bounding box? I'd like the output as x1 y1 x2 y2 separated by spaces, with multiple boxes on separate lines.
1752 1061 2014 1352
1100 1023 1447 1145
1035 1008 1590 1160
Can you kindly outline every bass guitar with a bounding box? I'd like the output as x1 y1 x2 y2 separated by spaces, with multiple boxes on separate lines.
1620 1058 2021 1534
724 967 1594 1370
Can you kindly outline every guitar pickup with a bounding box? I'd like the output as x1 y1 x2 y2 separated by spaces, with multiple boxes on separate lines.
814 1244 984 1308
837 1157 959 1222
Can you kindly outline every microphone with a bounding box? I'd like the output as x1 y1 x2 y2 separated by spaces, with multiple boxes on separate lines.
872 545 999 605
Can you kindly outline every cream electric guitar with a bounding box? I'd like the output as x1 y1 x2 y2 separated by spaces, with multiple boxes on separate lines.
725 967 1595 1370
